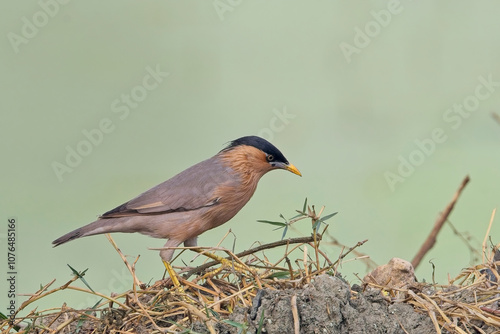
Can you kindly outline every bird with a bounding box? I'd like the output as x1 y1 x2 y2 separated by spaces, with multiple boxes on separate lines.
53 136 301 269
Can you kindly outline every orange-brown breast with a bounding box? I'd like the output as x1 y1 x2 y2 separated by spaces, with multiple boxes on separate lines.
199 145 272 232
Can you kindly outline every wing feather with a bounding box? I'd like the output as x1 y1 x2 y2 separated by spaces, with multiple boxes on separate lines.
100 156 235 218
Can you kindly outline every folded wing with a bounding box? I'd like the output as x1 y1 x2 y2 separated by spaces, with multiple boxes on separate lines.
100 157 234 218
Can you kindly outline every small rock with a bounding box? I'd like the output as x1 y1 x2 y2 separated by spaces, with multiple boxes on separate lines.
363 258 416 290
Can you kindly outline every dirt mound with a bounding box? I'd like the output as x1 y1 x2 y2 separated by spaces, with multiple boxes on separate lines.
211 275 435 334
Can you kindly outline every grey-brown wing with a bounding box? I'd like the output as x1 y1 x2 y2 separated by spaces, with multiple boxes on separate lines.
101 156 235 218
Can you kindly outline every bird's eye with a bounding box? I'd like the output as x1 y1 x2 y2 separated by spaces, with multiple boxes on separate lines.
266 154 274 162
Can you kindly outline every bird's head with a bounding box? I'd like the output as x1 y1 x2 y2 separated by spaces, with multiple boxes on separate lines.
219 136 301 177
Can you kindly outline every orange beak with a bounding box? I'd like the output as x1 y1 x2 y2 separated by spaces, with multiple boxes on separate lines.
284 163 302 176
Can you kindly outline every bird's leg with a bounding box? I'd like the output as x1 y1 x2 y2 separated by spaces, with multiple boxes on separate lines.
161 239 184 293
184 237 198 248
163 260 183 289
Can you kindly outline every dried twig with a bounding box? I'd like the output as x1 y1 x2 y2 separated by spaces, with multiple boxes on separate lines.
412 175 470 269
291 294 300 334
482 209 496 263
183 236 319 279
6 198 500 334
106 233 143 288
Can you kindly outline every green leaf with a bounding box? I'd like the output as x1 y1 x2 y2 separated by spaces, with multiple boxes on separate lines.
281 225 288 240
257 308 265 334
257 220 287 227
302 198 308 213
267 271 292 279
202 306 220 320
321 212 338 221
312 220 321 233
0 312 20 330
67 264 88 277
315 221 323 233
67 264 94 293
290 213 304 220
222 319 248 329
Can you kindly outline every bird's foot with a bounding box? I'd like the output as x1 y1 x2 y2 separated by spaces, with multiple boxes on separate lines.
163 261 185 294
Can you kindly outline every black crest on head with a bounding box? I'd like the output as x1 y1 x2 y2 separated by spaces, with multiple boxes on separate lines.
222 136 289 164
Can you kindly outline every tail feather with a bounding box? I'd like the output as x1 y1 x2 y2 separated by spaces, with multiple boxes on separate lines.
52 219 117 247
52 228 85 247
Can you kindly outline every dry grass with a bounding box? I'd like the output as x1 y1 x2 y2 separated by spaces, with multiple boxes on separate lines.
2 201 499 334
1 231 365 333
363 247 500 334
0 203 367 334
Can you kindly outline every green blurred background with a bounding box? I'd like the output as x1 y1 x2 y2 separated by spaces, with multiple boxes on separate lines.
2 0 500 312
